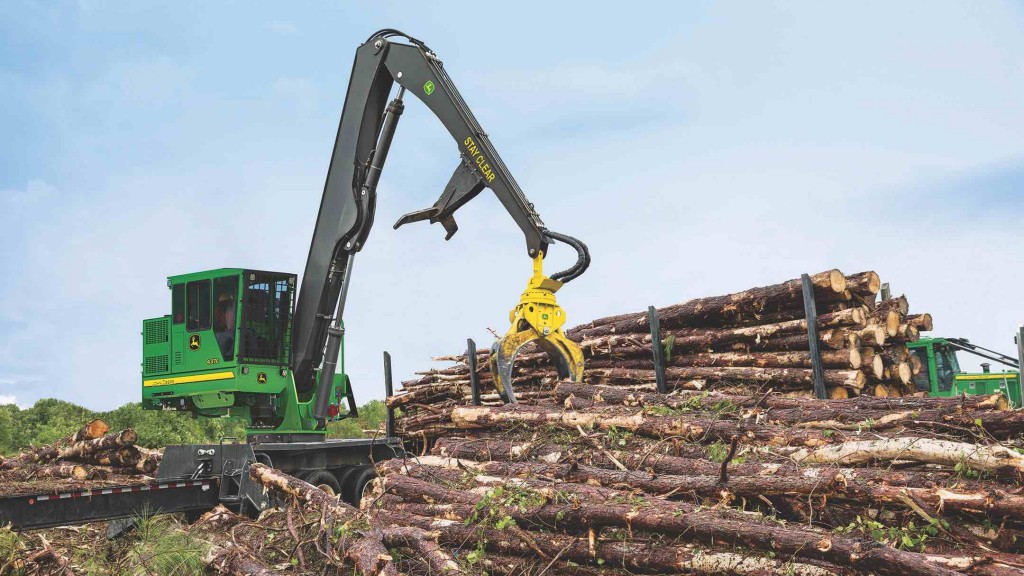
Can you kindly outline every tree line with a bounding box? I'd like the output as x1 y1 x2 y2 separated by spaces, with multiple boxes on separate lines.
0 398 390 454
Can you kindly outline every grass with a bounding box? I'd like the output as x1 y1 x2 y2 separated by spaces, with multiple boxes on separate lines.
116 513 209 576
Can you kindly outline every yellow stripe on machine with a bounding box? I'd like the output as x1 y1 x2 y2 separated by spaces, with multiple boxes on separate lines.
956 374 1013 381
144 371 235 387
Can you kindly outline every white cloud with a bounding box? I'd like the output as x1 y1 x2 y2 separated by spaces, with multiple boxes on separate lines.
0 395 19 406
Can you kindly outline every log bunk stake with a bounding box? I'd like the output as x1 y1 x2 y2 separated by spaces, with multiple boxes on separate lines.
801 273 828 399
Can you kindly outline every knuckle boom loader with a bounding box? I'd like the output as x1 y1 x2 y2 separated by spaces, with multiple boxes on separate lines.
2 29 590 530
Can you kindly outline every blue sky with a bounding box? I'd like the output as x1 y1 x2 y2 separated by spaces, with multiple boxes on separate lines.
1 2 1023 410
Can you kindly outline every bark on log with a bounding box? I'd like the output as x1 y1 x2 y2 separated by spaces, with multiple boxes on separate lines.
786 437 1024 474
579 366 866 390
579 310 864 355
598 350 863 370
855 325 887 347
375 508 843 576
58 429 137 460
397 456 1024 520
551 382 1009 413
378 474 960 576
248 463 399 576
81 446 160 473
876 295 910 316
451 405 890 447
6 463 88 481
566 270 848 338
870 309 902 338
907 313 934 332
846 271 881 298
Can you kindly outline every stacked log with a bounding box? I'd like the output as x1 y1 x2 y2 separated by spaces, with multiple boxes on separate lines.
391 270 934 439
359 383 1024 575
0 420 159 494
357 268 1024 573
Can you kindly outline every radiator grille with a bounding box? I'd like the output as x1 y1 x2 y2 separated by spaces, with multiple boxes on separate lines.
144 355 169 374
144 318 169 345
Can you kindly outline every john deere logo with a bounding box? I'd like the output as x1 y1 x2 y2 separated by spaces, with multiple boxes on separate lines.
188 334 201 351
257 372 268 384
423 80 435 95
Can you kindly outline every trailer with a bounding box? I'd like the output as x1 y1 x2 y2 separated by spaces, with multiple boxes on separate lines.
0 436 403 532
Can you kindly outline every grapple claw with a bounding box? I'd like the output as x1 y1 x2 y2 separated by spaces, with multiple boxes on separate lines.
489 254 585 404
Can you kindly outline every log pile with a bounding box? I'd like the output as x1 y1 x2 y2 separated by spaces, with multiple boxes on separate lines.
358 268 1024 574
391 270 935 440
360 384 1024 575
0 419 160 496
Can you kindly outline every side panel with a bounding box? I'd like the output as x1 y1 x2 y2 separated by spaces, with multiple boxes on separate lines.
141 317 172 377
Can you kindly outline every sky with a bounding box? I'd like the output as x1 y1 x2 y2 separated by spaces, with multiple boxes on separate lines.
1 1 1023 411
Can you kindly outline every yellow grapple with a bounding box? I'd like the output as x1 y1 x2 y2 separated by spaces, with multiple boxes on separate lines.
489 254 585 403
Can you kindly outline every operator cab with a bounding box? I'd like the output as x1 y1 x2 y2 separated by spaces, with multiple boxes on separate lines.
142 269 311 426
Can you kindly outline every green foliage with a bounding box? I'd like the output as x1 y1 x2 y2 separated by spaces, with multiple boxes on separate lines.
836 515 946 551
705 440 745 464
326 399 389 439
0 525 25 572
953 457 987 480
662 334 676 361
604 425 633 447
0 398 389 454
119 513 208 575
465 484 545 532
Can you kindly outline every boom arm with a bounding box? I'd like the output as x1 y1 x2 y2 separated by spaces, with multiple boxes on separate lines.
291 30 588 425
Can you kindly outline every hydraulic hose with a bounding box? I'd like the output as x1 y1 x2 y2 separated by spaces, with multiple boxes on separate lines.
545 231 590 284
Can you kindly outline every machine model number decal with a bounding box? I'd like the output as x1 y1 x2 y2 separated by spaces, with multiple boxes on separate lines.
188 334 201 351
463 136 496 183
206 358 219 365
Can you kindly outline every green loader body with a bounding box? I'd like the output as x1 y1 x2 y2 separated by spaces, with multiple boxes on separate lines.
141 269 347 438
907 337 1022 408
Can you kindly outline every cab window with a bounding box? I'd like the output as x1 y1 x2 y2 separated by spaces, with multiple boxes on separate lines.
186 280 211 331
911 348 931 392
213 277 239 361
171 284 185 324
934 346 955 392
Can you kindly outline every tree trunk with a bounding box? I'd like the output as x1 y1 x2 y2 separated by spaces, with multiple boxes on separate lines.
378 474 960 576
846 271 881 298
551 382 1009 414
451 405 899 447
785 437 1024 474
907 313 933 332
581 365 866 390
567 270 848 338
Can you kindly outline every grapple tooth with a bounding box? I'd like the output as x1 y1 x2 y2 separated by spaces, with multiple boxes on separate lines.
489 329 585 405
489 329 535 405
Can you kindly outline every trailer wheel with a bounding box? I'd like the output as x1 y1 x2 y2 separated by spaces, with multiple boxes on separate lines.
345 466 377 507
303 469 341 497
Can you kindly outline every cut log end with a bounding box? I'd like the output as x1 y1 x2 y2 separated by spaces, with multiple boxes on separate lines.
827 269 847 294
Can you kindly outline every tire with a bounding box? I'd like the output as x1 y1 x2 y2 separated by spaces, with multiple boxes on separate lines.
302 469 342 497
333 466 358 494
344 466 378 507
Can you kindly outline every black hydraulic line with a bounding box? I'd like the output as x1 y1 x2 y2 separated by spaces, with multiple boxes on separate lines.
314 87 407 426
545 231 590 284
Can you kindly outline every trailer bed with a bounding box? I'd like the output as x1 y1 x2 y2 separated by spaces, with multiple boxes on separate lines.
0 478 218 531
